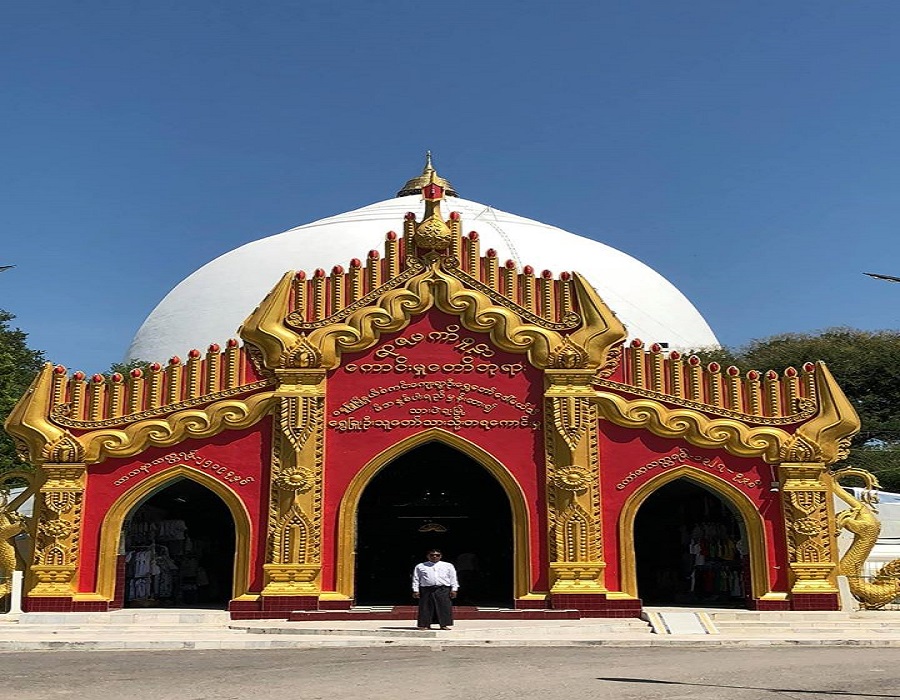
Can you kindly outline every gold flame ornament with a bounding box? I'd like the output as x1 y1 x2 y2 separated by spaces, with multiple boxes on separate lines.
414 170 453 251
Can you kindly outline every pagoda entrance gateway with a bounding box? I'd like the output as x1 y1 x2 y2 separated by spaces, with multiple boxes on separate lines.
634 479 749 607
6 156 870 617
355 442 514 608
122 479 236 609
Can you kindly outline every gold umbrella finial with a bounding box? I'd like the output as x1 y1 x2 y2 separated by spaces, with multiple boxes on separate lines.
397 152 458 197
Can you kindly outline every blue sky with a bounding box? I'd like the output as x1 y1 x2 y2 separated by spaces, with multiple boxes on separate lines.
3 1 900 373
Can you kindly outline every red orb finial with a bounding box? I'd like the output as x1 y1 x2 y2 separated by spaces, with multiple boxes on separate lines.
486 248 497 258
72 371 86 381
468 231 479 241
387 230 398 240
727 365 740 377
295 270 306 280
208 343 220 353
631 339 643 348
168 356 181 366
708 362 721 373
130 368 143 379
523 265 534 275
149 363 162 373
91 373 105 383
226 338 239 348
350 258 361 268
803 362 816 373
111 372 124 383
53 365 67 375
332 265 344 275
404 212 416 221
188 349 201 359
449 211 460 221
541 269 553 279
368 249 380 259
314 268 326 278
560 271 571 281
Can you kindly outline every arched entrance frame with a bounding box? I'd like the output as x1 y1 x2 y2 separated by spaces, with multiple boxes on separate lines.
618 466 770 601
93 466 253 603
335 428 532 601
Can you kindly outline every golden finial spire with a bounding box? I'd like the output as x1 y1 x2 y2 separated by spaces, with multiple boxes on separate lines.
397 152 458 197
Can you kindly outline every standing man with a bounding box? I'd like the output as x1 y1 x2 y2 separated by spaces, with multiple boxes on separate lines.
412 549 458 630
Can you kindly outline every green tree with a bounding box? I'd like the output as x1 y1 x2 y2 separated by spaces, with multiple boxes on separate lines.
691 328 900 491
107 358 151 376
0 310 45 479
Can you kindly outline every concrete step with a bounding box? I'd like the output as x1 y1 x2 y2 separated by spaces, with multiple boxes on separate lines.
17 610 231 626
707 611 900 621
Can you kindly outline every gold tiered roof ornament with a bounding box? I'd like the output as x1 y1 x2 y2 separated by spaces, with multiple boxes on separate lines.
410 166 454 252
396 151 458 197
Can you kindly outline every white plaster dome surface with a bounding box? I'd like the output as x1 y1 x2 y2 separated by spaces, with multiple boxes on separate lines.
126 195 719 362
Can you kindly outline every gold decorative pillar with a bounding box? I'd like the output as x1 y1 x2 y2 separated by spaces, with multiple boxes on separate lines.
544 367 606 593
779 461 839 594
29 433 88 597
262 360 327 596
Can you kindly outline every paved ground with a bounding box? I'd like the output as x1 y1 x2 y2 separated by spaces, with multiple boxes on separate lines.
1 647 898 700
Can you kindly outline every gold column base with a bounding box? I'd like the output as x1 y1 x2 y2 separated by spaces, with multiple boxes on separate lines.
261 564 321 595
549 562 607 593
789 563 838 594
28 565 78 596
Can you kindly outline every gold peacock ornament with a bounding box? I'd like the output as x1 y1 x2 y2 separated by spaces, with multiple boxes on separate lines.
832 466 900 609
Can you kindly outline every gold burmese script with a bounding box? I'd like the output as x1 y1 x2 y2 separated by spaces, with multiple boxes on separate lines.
343 325 526 379
330 326 538 433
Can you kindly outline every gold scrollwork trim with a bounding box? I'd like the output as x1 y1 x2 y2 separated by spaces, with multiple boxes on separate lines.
94 466 252 602
617 466 771 600
594 392 790 463
79 392 277 463
593 378 816 426
242 262 625 374
335 429 532 600
285 260 426 329
443 260 582 331
49 379 275 429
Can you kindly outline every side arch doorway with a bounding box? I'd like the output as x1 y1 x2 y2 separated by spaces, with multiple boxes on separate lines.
354 442 514 608
633 478 750 607
121 478 236 609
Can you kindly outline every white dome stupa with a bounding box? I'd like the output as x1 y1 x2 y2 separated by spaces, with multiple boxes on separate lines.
127 158 718 362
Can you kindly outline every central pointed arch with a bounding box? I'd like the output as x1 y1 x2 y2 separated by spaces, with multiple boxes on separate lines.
335 429 531 600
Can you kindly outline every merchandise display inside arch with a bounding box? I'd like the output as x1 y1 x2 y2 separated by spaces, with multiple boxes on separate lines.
4 156 872 618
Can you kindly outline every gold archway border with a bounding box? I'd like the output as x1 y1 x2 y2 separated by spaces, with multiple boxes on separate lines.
241 263 626 373
617 466 771 601
594 392 790 463
333 428 533 600
91 465 253 603
80 392 277 464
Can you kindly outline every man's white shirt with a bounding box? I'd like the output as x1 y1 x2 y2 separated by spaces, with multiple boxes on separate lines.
412 560 459 592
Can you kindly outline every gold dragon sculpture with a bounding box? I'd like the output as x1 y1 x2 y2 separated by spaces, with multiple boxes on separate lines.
832 466 900 609
0 488 27 598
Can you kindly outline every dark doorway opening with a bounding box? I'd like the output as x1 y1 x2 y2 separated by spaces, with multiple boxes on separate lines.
634 479 749 607
122 479 235 609
355 442 514 607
